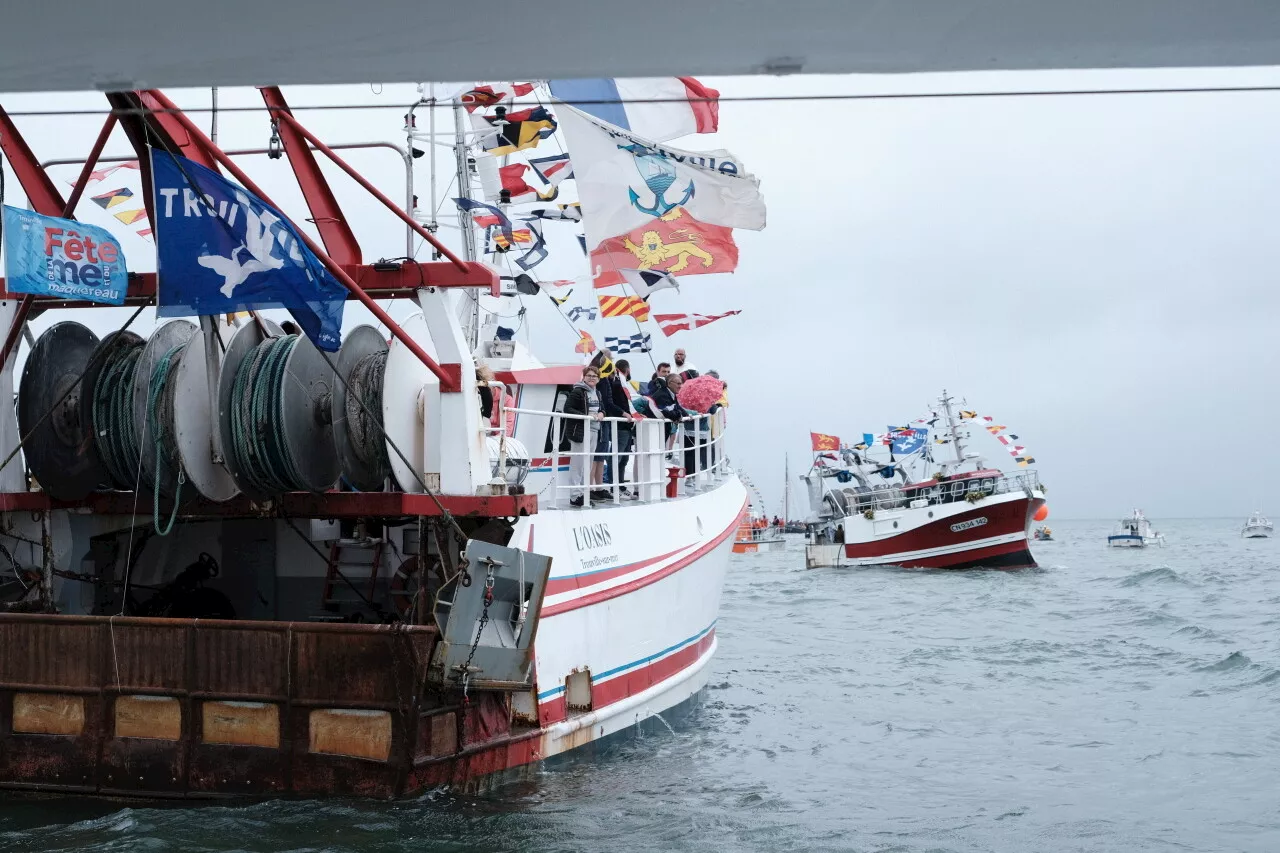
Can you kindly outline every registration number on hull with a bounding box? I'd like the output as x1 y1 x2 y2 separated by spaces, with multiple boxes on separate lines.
950 517 988 533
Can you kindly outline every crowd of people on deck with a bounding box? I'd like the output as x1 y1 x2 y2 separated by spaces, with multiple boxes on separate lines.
562 347 728 506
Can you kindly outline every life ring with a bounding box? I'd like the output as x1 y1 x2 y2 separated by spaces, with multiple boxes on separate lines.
388 556 420 617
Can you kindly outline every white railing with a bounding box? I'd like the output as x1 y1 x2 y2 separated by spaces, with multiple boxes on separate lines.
504 405 731 509
826 469 1042 515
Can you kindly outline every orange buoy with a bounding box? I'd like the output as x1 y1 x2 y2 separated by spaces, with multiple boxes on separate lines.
1033 504 1049 522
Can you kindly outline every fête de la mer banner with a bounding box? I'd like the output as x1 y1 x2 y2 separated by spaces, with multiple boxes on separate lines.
2 205 127 304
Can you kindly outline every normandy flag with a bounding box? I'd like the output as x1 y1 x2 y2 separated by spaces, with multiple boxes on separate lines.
590 207 738 288
810 432 841 452
597 294 650 322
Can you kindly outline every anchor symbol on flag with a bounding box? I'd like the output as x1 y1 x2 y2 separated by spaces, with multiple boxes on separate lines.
619 144 695 217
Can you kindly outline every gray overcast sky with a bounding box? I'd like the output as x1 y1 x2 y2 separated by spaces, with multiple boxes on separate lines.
2 67 1278 520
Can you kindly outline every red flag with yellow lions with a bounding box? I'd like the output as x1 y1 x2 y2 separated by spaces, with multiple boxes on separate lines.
810 432 840 452
591 207 738 289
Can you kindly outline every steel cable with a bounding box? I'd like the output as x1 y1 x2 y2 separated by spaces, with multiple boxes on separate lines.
345 349 391 480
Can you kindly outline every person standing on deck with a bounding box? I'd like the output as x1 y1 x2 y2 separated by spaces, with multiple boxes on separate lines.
564 364 604 506
673 348 697 379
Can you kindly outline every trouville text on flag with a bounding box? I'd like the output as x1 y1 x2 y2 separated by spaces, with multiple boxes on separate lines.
558 106 765 254
150 148 346 351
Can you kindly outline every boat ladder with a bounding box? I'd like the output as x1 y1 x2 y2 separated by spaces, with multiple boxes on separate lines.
321 538 384 610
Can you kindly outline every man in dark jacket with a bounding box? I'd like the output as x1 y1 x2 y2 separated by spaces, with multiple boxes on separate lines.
603 359 635 492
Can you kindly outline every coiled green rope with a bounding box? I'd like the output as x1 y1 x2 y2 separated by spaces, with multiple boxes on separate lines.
91 341 144 489
148 344 186 536
228 335 309 494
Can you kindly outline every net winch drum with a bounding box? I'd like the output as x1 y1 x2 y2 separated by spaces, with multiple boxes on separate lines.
132 319 198 499
81 329 145 491
173 321 239 502
331 324 391 492
17 322 108 501
382 312 436 493
218 320 340 500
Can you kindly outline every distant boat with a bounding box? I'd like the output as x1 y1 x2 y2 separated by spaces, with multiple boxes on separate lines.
1033 525 1053 541
1107 509 1164 548
1242 511 1273 539
735 474 786 554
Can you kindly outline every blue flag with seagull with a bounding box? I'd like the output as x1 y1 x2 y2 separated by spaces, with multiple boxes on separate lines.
151 148 346 351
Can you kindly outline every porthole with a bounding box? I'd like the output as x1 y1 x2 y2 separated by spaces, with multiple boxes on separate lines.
893 521 899 529
928 511 934 518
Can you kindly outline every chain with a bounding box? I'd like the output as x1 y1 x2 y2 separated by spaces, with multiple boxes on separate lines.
455 558 496 708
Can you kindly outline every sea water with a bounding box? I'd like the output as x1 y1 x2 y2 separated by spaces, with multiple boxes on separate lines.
3 518 1277 852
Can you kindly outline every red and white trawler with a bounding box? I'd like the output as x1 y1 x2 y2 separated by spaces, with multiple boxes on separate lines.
803 393 1045 570
0 86 749 799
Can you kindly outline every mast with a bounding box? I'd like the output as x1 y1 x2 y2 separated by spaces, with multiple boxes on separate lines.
939 389 966 468
452 97 481 351
782 456 788 522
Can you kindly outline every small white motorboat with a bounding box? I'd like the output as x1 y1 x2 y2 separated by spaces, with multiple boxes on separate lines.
1107 509 1165 547
1242 511 1273 539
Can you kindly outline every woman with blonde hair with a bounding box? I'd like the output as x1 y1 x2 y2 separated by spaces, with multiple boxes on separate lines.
476 363 496 419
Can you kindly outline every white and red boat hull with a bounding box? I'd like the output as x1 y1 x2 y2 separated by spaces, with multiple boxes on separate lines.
826 490 1043 570
511 475 747 759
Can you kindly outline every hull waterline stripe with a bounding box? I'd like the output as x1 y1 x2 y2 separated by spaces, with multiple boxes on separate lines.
537 620 717 700
540 501 744 618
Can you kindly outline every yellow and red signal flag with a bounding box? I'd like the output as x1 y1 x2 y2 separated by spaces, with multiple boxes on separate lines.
597 294 650 322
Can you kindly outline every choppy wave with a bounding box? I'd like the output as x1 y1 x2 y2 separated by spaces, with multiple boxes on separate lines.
4 519 1280 852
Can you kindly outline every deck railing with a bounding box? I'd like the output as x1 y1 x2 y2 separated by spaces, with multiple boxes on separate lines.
505 405 730 508
827 469 1041 515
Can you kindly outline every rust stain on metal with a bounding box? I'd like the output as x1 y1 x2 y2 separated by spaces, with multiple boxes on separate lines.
430 712 458 756
12 692 84 735
201 701 280 748
115 695 181 740
308 708 392 762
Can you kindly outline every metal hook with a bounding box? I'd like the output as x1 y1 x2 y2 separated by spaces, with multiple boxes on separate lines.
267 118 282 160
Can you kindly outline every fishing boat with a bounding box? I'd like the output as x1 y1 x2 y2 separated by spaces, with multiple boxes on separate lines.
1107 509 1165 547
1242 511 1273 539
1033 526 1053 541
802 392 1045 570
732 476 785 554
0 85 751 799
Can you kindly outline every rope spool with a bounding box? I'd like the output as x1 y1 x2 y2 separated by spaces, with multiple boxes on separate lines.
149 344 187 534
90 335 145 489
228 334 310 495
345 350 391 484
332 324 391 491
